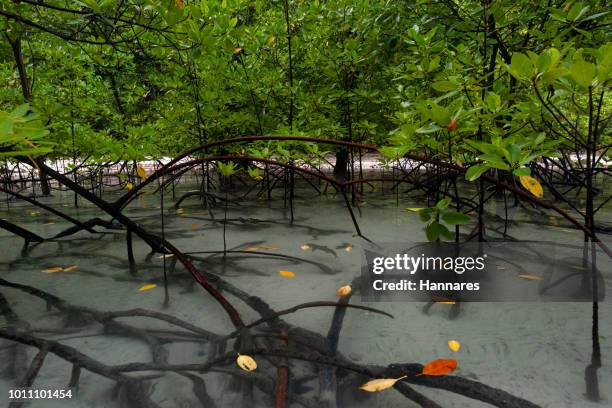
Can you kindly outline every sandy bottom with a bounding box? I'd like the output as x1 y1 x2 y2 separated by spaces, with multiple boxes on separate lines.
0 185 611 408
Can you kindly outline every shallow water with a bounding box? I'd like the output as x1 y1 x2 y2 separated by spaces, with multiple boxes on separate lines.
0 181 611 408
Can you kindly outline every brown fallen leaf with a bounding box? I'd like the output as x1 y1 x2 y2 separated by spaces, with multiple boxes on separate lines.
518 273 543 281
42 267 63 273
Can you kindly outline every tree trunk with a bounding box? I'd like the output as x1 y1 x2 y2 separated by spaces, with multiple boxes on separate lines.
6 32 51 196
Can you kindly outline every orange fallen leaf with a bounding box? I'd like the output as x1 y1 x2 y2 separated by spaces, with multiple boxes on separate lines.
421 358 457 376
138 284 157 292
336 284 352 297
518 273 542 281
62 265 78 272
42 267 63 273
191 223 199 229
279 270 295 278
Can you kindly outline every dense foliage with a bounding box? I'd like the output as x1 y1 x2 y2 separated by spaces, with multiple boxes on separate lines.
1 0 609 163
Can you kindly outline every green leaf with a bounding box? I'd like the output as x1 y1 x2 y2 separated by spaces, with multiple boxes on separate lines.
465 164 489 181
570 54 596 88
426 221 453 241
217 161 238 177
513 167 531 176
485 92 501 112
509 53 534 79
441 211 470 225
478 154 510 170
432 81 457 92
436 197 452 210
418 208 433 222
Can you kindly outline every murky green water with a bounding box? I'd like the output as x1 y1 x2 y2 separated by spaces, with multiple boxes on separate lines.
1 181 611 407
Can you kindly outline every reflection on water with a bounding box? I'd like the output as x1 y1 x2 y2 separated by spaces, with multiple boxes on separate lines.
0 182 610 408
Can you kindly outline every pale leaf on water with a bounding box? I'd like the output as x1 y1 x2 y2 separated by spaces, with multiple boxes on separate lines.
359 376 407 392
236 354 257 371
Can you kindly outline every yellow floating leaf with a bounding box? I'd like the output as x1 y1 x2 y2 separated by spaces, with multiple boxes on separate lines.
42 267 63 273
448 340 461 352
62 265 78 273
157 254 174 259
125 182 134 190
279 270 295 278
236 354 257 371
138 284 157 292
518 273 542 281
336 284 352 297
136 166 147 179
405 208 424 212
519 176 544 198
258 245 279 250
43 221 55 225
244 245 279 252
431 295 456 305
359 376 407 392
344 244 353 252
300 244 312 251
